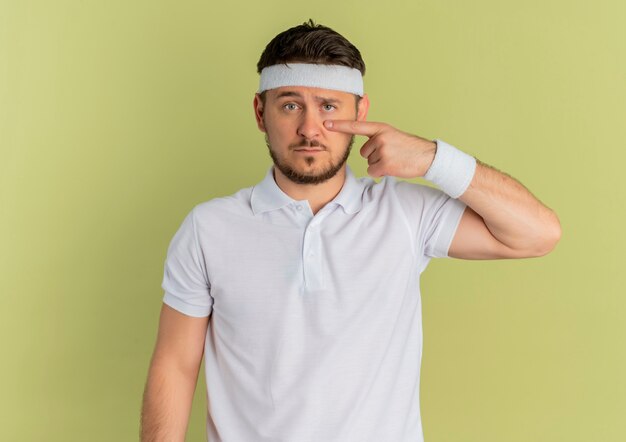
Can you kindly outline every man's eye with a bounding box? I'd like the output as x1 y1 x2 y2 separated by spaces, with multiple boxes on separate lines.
283 103 298 111
323 104 336 111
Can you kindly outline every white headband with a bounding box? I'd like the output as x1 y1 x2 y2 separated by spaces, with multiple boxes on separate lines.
258 63 364 96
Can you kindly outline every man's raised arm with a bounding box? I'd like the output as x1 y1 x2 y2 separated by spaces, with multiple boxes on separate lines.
323 119 561 260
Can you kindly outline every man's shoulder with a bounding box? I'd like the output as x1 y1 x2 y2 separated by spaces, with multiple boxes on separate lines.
390 177 445 197
193 184 255 220
365 175 441 200
360 175 455 219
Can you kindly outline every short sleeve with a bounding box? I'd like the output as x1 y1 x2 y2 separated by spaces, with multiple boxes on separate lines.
161 206 213 317
421 186 467 259
394 180 467 273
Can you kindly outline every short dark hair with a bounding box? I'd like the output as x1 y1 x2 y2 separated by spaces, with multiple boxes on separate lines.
256 19 365 108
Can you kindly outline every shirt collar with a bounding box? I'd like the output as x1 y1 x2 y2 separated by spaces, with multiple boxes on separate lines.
250 164 364 215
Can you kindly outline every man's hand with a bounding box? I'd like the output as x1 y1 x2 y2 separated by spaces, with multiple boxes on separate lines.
324 119 437 179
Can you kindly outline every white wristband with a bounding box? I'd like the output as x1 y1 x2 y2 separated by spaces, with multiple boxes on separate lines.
423 139 477 198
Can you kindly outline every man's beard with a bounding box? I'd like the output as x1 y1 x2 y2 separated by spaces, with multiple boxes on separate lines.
265 133 355 185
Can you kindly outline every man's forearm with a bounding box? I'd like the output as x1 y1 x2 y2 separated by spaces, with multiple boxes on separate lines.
140 364 199 441
457 158 561 254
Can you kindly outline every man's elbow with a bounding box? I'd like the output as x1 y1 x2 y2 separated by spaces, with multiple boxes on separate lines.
532 212 562 257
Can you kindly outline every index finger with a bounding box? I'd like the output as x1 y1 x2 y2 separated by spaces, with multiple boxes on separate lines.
324 119 385 137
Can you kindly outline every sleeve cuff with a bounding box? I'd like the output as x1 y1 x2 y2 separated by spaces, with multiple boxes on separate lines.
163 292 212 318
431 198 468 258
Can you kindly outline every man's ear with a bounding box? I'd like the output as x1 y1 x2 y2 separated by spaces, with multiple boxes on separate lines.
253 93 266 132
357 93 370 121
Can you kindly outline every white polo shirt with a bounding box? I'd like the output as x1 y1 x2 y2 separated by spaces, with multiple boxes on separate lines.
161 163 467 442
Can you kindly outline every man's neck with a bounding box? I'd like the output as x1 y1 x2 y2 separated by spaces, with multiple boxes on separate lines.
273 166 347 216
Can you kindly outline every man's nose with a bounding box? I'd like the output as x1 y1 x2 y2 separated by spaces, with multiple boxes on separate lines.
296 109 322 140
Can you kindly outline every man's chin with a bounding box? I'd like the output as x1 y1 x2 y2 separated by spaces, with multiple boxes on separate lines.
276 163 342 185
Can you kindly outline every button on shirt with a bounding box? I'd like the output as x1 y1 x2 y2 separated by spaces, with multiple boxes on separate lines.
161 164 467 442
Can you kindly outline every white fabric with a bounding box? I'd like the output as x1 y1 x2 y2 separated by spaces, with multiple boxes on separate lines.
258 63 364 96
161 164 467 442
424 139 477 198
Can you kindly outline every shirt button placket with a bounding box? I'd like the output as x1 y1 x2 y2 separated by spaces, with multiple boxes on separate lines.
303 221 324 291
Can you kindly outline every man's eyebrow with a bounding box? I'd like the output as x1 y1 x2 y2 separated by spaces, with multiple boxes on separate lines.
275 91 342 103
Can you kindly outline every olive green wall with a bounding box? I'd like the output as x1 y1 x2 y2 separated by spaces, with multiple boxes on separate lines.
1 1 624 440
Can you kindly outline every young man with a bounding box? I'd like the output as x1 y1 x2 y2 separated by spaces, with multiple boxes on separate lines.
141 19 561 442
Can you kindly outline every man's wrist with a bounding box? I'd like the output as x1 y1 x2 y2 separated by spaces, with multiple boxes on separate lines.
423 139 477 198
421 140 437 176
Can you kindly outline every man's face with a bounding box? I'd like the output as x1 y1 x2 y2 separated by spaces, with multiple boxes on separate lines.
253 86 369 185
